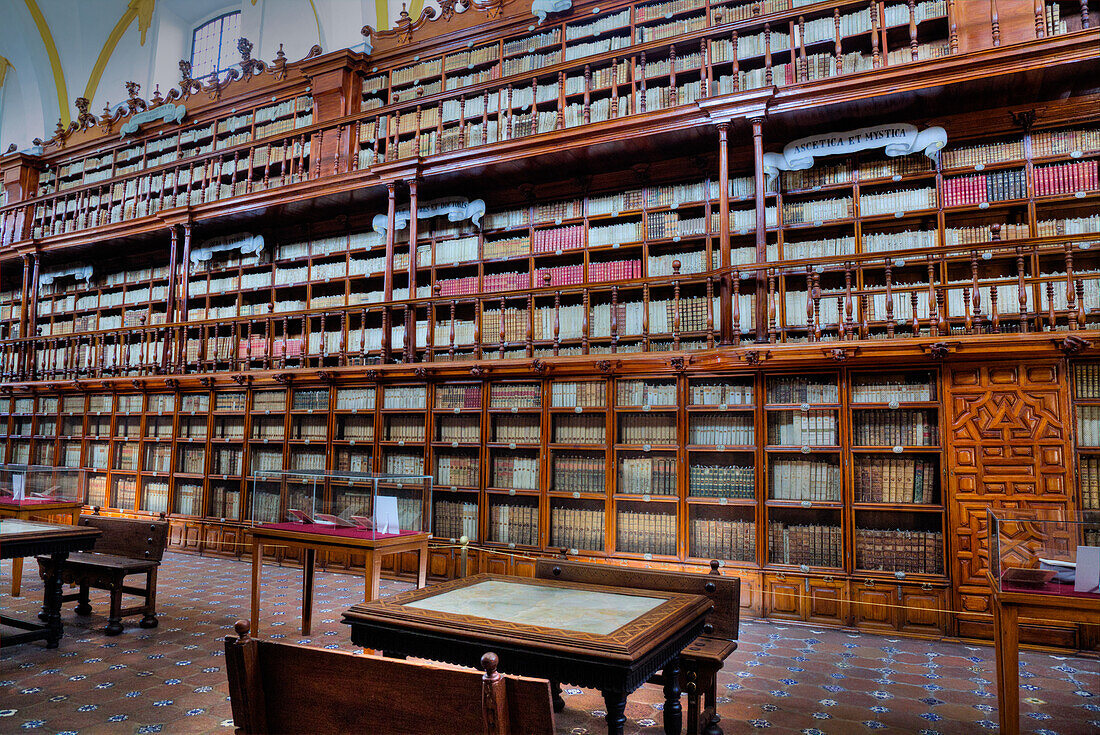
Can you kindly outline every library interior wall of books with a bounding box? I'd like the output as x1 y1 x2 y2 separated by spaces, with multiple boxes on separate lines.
1 0 1099 651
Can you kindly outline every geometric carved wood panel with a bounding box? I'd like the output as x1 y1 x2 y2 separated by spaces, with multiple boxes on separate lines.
944 361 1076 616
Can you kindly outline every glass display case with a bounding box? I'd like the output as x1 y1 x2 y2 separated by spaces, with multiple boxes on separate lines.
250 470 431 539
0 464 84 507
988 508 1100 597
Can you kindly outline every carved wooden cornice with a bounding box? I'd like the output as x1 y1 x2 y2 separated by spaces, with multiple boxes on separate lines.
362 0 515 50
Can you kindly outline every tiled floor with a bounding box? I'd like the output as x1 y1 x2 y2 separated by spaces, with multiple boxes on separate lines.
0 551 1097 734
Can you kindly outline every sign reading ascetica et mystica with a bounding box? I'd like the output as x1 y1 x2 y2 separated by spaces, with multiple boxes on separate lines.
763 123 948 183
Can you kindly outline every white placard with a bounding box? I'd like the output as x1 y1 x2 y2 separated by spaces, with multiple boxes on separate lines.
374 495 400 535
1075 545 1100 594
763 124 947 184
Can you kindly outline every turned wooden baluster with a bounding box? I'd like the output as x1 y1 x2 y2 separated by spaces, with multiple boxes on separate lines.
548 274 561 356
732 32 740 92
949 0 959 51
730 274 740 345
640 53 648 113
299 134 309 181
459 98 468 150
767 270 777 342
314 129 325 177
834 9 843 74
499 295 507 356
764 24 773 85
970 251 982 329
1077 279 1087 328
530 76 537 134
885 259 895 338
990 286 1000 333
526 292 534 357
812 270 823 341
1034 0 1045 37
642 282 651 349
844 263 855 339
963 286 973 334
475 301 482 360
582 288 590 354
1046 280 1057 330
1082 0 1091 29
672 260 682 349
482 91 490 145
1065 243 1079 330
859 293 869 339
436 102 444 155
798 17 808 82
611 59 620 118
701 39 711 98
805 267 815 340
301 314 310 365
557 72 566 130
1016 246 1029 332
611 285 620 353
506 85 515 140
414 107 423 156
449 297 457 359
583 65 592 124
871 1 881 67
339 310 348 365
911 291 920 336
991 0 1001 46
909 0 919 60
358 308 367 362
706 275 715 348
926 256 939 336
670 45 678 102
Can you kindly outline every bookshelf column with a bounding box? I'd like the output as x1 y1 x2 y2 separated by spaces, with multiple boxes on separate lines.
166 226 179 332
717 123 733 345
382 182 397 362
406 178 419 362
17 253 30 342
751 118 768 342
27 252 39 340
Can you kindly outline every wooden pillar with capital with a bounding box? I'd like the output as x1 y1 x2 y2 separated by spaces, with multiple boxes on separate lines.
176 223 192 369
28 253 40 338
382 182 398 362
406 178 420 362
751 118 769 343
17 254 31 377
717 123 733 345
165 225 179 373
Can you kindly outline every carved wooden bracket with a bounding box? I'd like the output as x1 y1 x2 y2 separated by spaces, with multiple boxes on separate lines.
740 349 771 365
469 365 488 378
130 379 144 389
44 383 59 391
164 378 180 389
1057 335 1092 355
531 359 550 374
595 360 621 375
365 369 380 381
1010 109 1037 131
922 341 959 359
231 374 252 386
669 355 694 371
823 346 859 362
414 366 429 379
198 377 214 387
316 371 334 383
272 373 292 384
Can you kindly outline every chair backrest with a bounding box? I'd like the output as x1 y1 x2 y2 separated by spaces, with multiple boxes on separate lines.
534 558 740 641
78 513 170 562
224 620 555 735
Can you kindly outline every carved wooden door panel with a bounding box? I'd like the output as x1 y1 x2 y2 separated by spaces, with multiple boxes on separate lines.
944 361 1076 625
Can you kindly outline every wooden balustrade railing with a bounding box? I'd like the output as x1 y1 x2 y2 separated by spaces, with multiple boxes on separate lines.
2 237 1097 383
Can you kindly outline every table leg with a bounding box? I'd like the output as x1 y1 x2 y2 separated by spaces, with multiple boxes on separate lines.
302 548 316 636
250 541 262 635
11 557 23 597
364 549 383 601
602 689 627 735
663 657 683 735
417 544 428 589
550 681 565 712
993 597 1020 735
42 552 67 649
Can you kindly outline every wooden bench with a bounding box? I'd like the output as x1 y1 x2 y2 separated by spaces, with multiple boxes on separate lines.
36 510 169 636
225 619 555 735
535 558 739 735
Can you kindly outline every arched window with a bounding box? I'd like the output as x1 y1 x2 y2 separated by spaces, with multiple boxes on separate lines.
191 12 242 78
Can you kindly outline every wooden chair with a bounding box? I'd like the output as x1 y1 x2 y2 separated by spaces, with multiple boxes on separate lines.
535 558 739 735
36 510 169 636
224 619 555 735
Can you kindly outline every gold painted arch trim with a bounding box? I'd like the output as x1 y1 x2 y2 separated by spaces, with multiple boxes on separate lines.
23 0 69 126
84 6 139 109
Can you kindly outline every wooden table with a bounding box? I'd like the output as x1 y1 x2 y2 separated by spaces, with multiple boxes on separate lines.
0 500 83 597
249 522 429 636
343 573 713 735
989 573 1100 735
0 519 100 648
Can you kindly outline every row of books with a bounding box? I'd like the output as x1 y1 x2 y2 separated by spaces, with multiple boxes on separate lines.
178 447 206 474
384 451 425 476
1033 159 1099 196
174 483 204 516
854 528 943 574
435 454 480 486
688 464 754 498
618 456 677 495
1077 363 1100 400
854 456 937 504
290 450 326 472
212 447 244 476
488 503 538 545
144 445 172 473
383 386 427 410
552 453 605 493
1077 407 1100 448
853 410 938 446
433 499 479 541
493 416 541 443
142 480 170 514
767 412 838 446
768 521 843 567
489 383 541 408
333 448 372 473
690 517 755 562
619 415 677 444
250 449 285 473
852 377 934 403
532 225 585 253
688 414 754 445
767 378 838 404
112 476 138 509
292 389 329 411
769 459 842 501
436 384 482 410
549 505 604 551
553 415 604 444
209 485 243 519
942 169 1027 205
616 510 677 555
335 388 375 411
491 455 539 490
437 416 480 443
860 188 937 216
617 380 677 407
385 416 426 442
